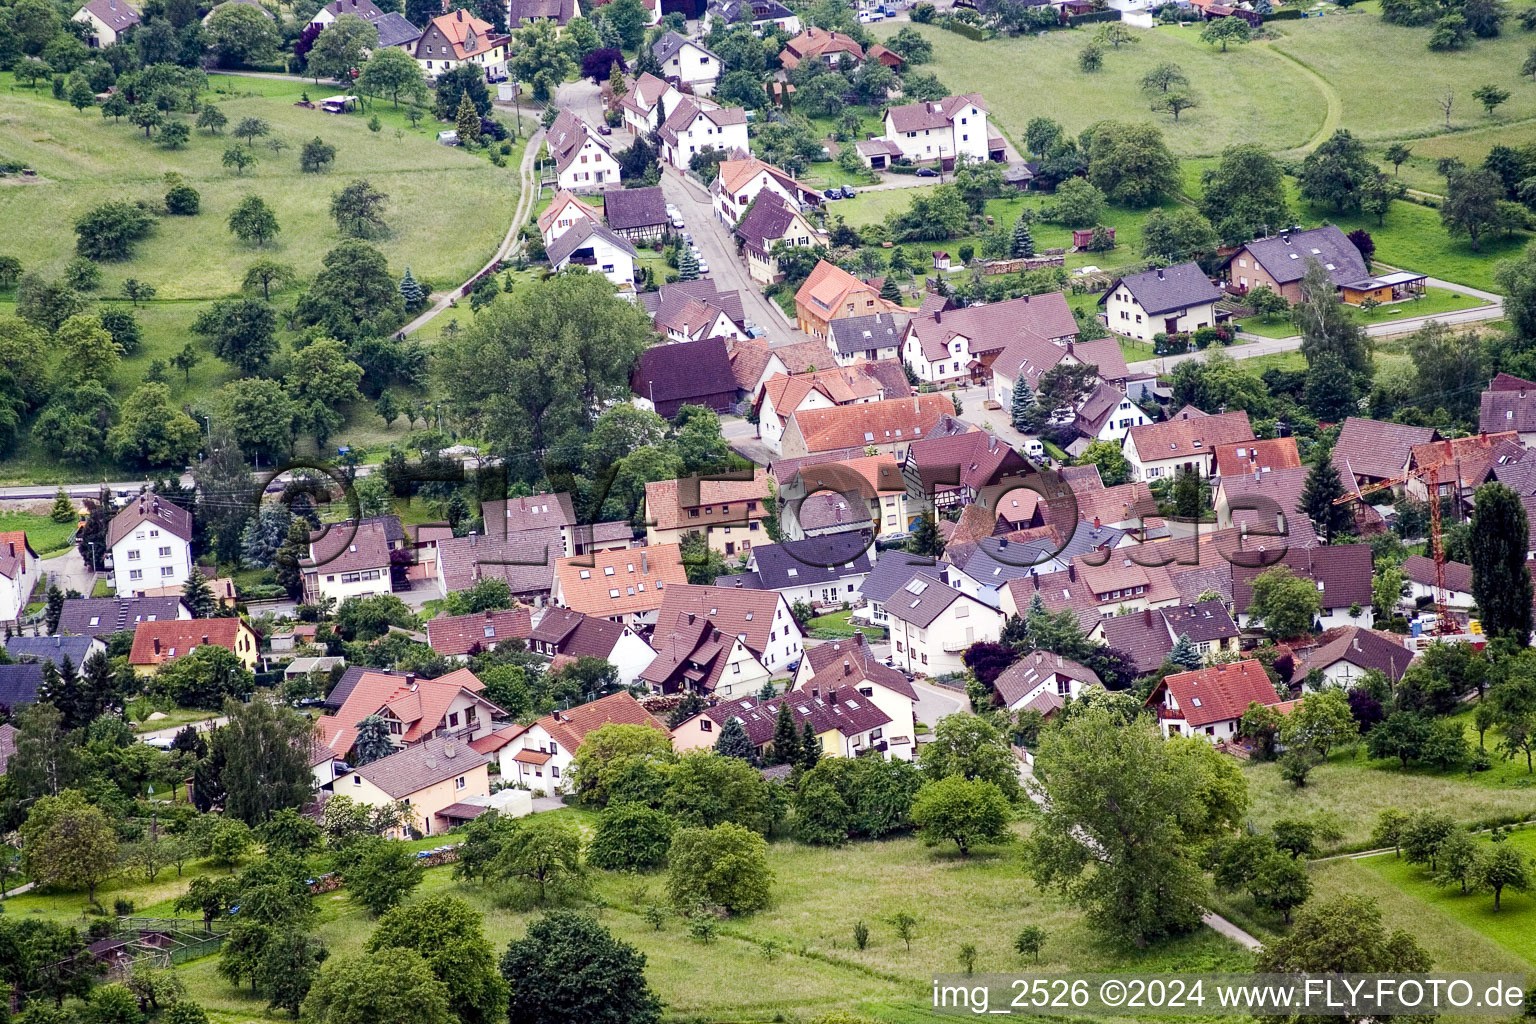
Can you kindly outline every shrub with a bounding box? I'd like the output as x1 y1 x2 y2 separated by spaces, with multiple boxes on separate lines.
165 183 201 215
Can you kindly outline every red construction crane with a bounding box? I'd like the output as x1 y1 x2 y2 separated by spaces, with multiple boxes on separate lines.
1334 457 1461 635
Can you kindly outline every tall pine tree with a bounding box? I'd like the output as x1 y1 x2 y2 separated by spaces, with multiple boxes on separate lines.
455 91 483 148
767 701 799 766
1298 457 1352 544
677 246 700 281
353 714 396 765
1470 481 1535 644
1168 634 1203 670
714 716 759 765
800 720 822 770
183 571 217 619
1010 216 1035 258
1011 375 1035 432
44 582 65 634
399 266 423 308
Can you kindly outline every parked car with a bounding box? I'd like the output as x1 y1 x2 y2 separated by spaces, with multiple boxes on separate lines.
840 184 856 198
915 167 938 177
670 212 686 228
823 187 840 199
597 123 612 135
858 9 884 20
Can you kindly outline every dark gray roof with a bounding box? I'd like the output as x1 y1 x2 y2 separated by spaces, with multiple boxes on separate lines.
326 665 414 712
1160 600 1238 643
438 532 560 597
1101 262 1221 316
631 337 738 405
546 220 638 268
5 635 99 667
652 30 715 64
372 11 420 46
715 571 765 590
982 520 1128 573
57 597 185 637
1231 226 1368 289
639 280 746 332
749 535 875 590
734 190 799 253
861 548 942 604
829 312 905 357
709 0 796 21
351 735 490 799
1096 609 1174 675
886 572 964 627
509 0 577 24
605 185 669 231
0 664 45 710
954 535 1059 588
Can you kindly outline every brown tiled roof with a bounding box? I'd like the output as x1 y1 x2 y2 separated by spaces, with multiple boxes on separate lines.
1214 437 1301 477
1072 480 1157 529
469 723 527 754
778 26 863 68
797 633 916 701
554 543 686 617
1096 608 1174 675
1069 338 1131 384
796 260 899 322
129 618 249 666
698 684 889 742
651 582 790 659
538 191 600 235
534 691 669 752
1160 600 1238 644
641 280 746 330
422 8 502 59
320 667 487 753
905 430 1028 498
437 532 560 596
305 520 392 575
774 340 839 374
885 94 987 134
631 337 739 407
714 156 812 199
80 0 141 30
789 394 952 454
107 494 192 547
860 359 914 399
1409 432 1519 488
992 648 1099 708
1230 543 1373 618
352 735 489 799
907 292 1077 364
1294 626 1414 683
1151 660 1278 727
645 470 769 532
1402 554 1472 595
426 608 533 657
0 722 18 776
1216 466 1320 548
481 493 576 537
1127 409 1253 464
1331 417 1438 483
726 335 775 392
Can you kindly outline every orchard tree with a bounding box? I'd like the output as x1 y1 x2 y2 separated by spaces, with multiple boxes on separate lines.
191 298 279 374
666 822 773 914
911 776 1011 856
368 894 507 1024
330 178 390 238
1473 840 1530 911
300 949 451 1024
20 789 119 904
229 194 279 245
1246 564 1320 639
356 45 426 107
499 911 662 1024
1200 15 1250 50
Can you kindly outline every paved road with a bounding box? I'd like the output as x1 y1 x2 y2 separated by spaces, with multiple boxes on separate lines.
553 78 606 127
38 547 95 601
909 675 967 726
1128 277 1504 377
660 166 813 343
136 715 228 744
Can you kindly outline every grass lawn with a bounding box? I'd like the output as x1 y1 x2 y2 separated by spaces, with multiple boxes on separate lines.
807 609 886 640
1235 286 1489 338
130 706 220 734
162 825 1250 1024
0 509 76 557
1350 827 1536 968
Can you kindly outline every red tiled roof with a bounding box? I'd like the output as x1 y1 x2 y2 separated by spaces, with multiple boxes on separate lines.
534 691 669 752
1127 409 1253 464
129 618 249 666
645 470 768 532
1152 660 1278 727
790 394 952 454
1213 437 1301 477
554 544 686 617
426 608 533 657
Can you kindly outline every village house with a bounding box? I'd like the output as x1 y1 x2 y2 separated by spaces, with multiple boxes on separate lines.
1402 554 1474 610
659 98 747 167
526 608 657 687
485 691 669 791
1212 466 1320 549
878 94 1003 167
5 634 106 671
1122 407 1255 481
778 26 864 68
1069 382 1150 446
334 736 491 837
632 336 740 419
58 597 188 637
1100 263 1223 343
778 393 953 460
478 491 630 558
425 608 533 661
435 532 559 605
726 336 792 403
74 0 140 46
1295 626 1415 688
1158 600 1242 659
129 618 260 676
538 190 600 247
673 684 897 759
902 430 1030 513
776 453 915 541
1330 417 1440 492
1146 660 1282 742
552 543 687 627
796 260 902 342
886 572 1003 676
547 221 637 293
644 469 771 556
755 366 896 453
139 571 238 608
1213 437 1302 478
827 312 905 365
508 0 581 28
790 632 916 755
652 31 721 93
735 190 823 285
1405 432 1519 506
654 582 804 674
603 185 670 242
371 10 422 49
903 292 1077 387
1231 543 1374 631
621 73 684 135
710 156 819 227
641 608 773 696
1479 373 1536 444
724 534 876 607
108 494 194 597
303 520 396 605
546 110 621 191
309 0 382 25
641 279 747 339
704 0 801 35
0 532 40 631
1220 225 1377 304
410 9 507 79
0 665 44 716
992 649 1101 715
316 666 504 759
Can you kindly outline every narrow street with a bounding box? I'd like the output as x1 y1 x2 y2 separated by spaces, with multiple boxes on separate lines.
659 167 815 345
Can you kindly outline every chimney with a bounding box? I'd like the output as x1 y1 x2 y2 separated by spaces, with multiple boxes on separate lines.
485 609 494 620
642 552 649 574
687 612 696 625
1142 608 1152 627
444 741 456 758
201 635 209 645
1068 564 1076 582
811 687 819 699
1156 268 1164 280
1093 516 1101 531
406 672 417 688
934 309 942 323
456 7 463 17
828 689 838 704
843 659 851 675
153 638 161 654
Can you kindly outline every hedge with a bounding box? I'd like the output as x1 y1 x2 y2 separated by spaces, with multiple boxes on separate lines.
1264 8 1305 18
939 18 991 39
1068 8 1123 24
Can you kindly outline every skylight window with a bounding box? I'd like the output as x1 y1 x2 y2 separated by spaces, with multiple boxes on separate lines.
1191 697 1202 707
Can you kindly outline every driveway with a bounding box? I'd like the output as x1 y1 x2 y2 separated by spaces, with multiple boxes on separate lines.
659 167 813 343
38 547 95 601
553 78 605 127
909 675 966 726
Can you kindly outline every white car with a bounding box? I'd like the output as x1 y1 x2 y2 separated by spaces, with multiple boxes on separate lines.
671 213 686 228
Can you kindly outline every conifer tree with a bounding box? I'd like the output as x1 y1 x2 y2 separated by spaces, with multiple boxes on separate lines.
399 266 424 308
1010 216 1035 258
183 571 217 619
1011 376 1035 432
801 720 822 770
768 701 799 766
1298 457 1352 544
714 716 759 764
455 91 483 147
1168 633 1202 671
677 246 700 281
50 488 76 524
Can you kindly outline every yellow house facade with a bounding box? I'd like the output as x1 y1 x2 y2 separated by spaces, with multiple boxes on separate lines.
334 736 491 837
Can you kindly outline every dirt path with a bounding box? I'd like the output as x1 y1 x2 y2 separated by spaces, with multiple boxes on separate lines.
1262 42 1343 155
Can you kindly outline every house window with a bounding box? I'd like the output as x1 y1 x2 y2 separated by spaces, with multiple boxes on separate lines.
158 546 172 558
455 775 466 790
353 775 361 785
701 719 713 731
128 550 140 560
130 569 143 580
552 766 560 778
161 566 174 577
449 712 460 727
